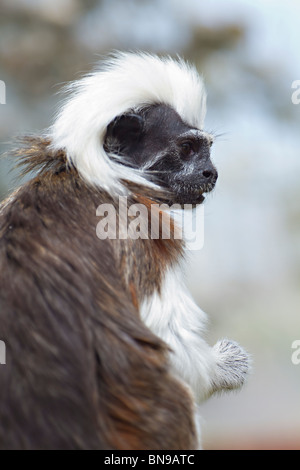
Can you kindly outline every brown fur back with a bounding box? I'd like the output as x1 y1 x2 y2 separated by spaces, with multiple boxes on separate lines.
0 137 196 450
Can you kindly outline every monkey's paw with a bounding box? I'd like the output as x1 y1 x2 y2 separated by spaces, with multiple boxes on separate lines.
211 339 251 393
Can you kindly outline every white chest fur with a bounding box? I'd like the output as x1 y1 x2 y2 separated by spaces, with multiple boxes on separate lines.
140 262 250 448
140 266 215 403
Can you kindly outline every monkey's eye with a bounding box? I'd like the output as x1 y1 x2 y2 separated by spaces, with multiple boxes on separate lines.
180 141 194 158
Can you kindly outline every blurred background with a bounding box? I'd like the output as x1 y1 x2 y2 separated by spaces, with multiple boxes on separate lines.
1 0 300 450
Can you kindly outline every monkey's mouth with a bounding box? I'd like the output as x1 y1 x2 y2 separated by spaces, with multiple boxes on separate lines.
149 179 216 206
179 181 215 205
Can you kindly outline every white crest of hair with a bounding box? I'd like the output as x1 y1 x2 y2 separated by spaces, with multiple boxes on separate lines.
140 263 216 404
50 51 207 193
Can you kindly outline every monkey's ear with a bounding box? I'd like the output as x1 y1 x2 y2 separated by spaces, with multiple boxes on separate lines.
105 113 144 151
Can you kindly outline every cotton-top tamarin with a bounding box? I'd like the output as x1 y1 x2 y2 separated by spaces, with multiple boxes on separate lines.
0 52 249 450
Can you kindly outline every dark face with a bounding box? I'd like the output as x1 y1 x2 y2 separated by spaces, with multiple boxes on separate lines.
104 104 218 205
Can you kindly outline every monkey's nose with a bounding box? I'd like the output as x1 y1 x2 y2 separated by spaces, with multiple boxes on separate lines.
202 168 218 183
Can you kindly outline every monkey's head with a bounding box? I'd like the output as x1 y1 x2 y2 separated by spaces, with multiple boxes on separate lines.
51 52 217 204
104 104 217 205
